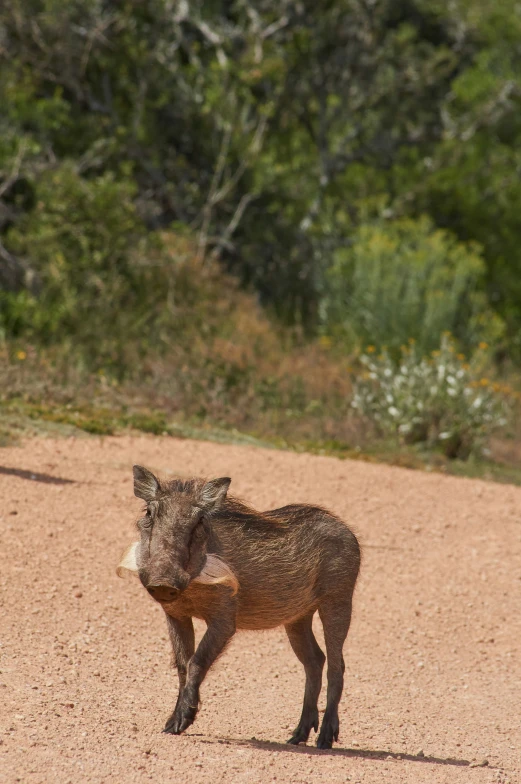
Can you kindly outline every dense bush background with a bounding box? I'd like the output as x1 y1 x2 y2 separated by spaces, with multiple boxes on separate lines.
1 0 520 462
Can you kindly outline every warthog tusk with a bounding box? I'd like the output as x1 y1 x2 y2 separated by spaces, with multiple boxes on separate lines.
116 541 140 578
194 553 239 595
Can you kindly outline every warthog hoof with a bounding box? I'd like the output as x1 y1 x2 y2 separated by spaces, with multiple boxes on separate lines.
316 716 339 750
163 702 197 735
287 711 319 745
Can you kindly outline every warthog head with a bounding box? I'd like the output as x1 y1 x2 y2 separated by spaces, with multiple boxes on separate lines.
118 465 235 604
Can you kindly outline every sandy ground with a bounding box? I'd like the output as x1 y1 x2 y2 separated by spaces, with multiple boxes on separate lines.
0 434 520 784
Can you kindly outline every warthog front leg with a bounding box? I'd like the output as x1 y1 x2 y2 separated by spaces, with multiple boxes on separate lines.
285 612 325 745
165 616 195 721
163 610 236 735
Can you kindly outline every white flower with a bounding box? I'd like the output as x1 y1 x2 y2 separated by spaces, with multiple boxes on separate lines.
472 397 483 409
447 388 457 397
388 406 399 417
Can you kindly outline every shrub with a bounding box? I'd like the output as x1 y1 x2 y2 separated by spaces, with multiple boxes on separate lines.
352 334 511 459
2 165 188 368
1 221 357 446
324 216 504 357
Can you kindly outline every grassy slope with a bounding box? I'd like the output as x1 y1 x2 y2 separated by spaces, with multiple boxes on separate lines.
2 396 521 487
2 248 520 485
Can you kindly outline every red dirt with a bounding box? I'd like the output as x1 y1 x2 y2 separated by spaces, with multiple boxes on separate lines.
0 434 519 784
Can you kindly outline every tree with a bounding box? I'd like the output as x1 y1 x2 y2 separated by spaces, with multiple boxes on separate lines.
1 0 521 348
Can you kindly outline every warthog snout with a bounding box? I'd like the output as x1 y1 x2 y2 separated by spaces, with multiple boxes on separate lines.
146 583 180 603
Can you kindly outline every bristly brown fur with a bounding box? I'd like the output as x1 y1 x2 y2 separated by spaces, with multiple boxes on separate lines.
158 480 290 526
218 495 292 527
164 477 201 494
119 467 361 749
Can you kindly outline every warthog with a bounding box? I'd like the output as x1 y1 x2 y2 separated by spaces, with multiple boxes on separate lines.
117 465 361 749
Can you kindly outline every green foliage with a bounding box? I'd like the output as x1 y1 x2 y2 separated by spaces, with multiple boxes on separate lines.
3 0 520 334
324 217 504 356
352 335 511 459
1 0 521 382
1 164 165 370
406 0 521 344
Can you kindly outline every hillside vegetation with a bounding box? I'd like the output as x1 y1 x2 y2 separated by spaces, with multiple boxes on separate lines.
1 1 521 477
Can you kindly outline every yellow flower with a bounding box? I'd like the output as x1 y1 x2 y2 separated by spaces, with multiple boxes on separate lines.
16 350 27 361
479 378 489 387
319 335 332 349
456 353 465 361
462 363 470 371
366 345 376 353
478 342 488 350
431 350 441 358
408 337 416 344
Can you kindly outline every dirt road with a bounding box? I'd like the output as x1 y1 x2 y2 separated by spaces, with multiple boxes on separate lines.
0 434 519 783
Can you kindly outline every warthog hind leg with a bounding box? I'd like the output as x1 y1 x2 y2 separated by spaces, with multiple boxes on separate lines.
285 611 325 745
316 597 352 749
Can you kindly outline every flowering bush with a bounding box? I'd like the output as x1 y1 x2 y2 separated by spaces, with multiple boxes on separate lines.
352 335 512 459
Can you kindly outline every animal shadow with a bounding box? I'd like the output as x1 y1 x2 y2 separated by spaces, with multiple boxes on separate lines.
198 735 475 768
0 466 75 485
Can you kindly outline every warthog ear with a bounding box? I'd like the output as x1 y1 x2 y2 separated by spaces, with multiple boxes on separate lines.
201 477 231 510
133 465 159 501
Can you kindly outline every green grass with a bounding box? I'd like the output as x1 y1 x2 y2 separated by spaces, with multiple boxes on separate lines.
0 398 274 448
2 397 521 486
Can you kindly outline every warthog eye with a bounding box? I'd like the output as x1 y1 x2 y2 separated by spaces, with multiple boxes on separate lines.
188 511 205 549
139 508 154 530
